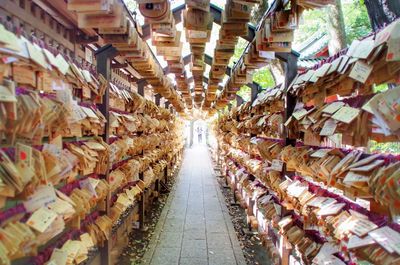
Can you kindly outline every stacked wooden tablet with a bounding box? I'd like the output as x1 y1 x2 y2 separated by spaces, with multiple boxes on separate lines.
175 72 193 109
0 20 185 264
68 0 185 113
213 40 269 109
213 0 334 110
184 0 212 108
138 0 191 110
206 0 257 110
215 18 400 265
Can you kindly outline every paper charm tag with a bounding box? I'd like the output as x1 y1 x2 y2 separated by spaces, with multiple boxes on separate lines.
320 119 337 136
349 61 373 83
24 185 57 212
271 159 283 172
27 207 58 233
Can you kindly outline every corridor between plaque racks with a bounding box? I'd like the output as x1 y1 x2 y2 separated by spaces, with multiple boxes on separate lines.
137 145 247 265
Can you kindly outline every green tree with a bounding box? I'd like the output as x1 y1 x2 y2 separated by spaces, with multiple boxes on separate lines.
237 85 251 102
250 0 269 25
294 0 372 47
252 66 275 89
229 38 248 67
369 141 400 154
327 0 347 55
343 0 371 43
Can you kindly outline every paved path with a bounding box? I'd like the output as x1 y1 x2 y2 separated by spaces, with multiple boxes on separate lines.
142 145 246 265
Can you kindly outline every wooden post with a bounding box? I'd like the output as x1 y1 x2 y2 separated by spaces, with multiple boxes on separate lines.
164 166 168 187
155 94 161 106
137 79 146 96
283 52 298 146
250 82 261 103
95 44 117 265
281 51 298 265
364 0 399 31
236 94 244 106
137 79 146 230
138 171 146 230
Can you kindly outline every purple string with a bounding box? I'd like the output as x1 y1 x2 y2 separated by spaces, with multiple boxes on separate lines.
110 108 132 115
16 87 33 95
78 101 97 109
31 211 100 265
257 136 285 144
110 181 139 205
340 94 375 108
58 174 99 196
0 203 27 224
293 175 391 229
302 18 400 75
293 143 400 164
111 156 133 171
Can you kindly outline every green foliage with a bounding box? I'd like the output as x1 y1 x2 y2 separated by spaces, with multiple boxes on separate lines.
369 141 400 154
250 0 269 25
237 85 251 102
294 8 328 45
373 83 389 93
343 0 371 44
252 67 275 89
123 0 137 11
294 0 372 47
229 38 248 67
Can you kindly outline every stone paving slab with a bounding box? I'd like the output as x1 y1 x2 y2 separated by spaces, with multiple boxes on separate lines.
141 146 246 265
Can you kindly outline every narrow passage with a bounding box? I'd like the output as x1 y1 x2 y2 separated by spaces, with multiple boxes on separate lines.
142 145 246 265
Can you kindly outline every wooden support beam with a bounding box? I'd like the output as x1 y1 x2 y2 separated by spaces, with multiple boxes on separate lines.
137 79 146 96
95 43 117 265
76 34 99 44
111 62 128 69
248 82 260 103
1 0 75 51
96 44 117 142
155 94 161 106
283 53 298 145
236 95 244 106
41 0 97 36
138 173 146 230
32 0 74 28
129 76 139 83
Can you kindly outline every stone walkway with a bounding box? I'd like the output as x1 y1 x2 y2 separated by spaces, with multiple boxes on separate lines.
142 145 246 265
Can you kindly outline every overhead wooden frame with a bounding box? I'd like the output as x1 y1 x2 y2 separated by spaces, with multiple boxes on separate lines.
141 4 255 42
157 3 299 80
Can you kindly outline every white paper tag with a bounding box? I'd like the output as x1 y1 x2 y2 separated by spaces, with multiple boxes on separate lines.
311 148 332 158
24 185 57 212
271 159 283 172
349 60 373 83
369 226 400 255
320 119 337 136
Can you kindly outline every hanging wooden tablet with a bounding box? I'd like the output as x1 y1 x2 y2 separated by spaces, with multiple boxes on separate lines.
211 66 226 79
99 19 130 35
186 29 211 44
152 31 181 47
190 44 206 55
139 0 170 23
152 21 176 36
225 2 251 21
184 8 211 31
156 42 183 57
67 0 112 13
77 2 125 29
185 0 210 12
102 26 136 46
